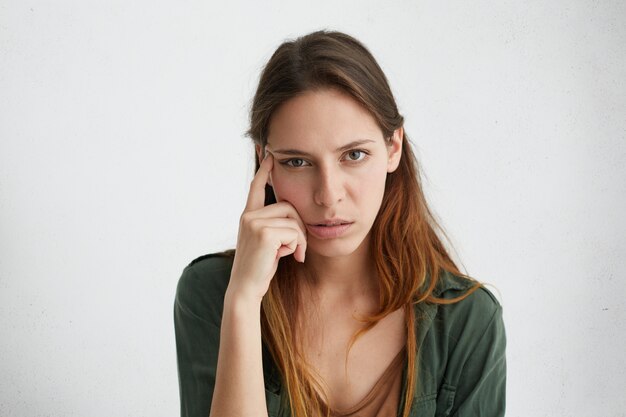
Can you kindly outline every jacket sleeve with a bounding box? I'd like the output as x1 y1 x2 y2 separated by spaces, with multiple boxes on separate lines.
449 303 507 417
174 265 221 417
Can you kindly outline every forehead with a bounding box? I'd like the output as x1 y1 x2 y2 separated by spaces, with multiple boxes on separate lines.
267 88 384 150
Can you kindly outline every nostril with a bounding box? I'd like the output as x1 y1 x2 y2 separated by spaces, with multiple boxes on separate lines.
313 179 344 207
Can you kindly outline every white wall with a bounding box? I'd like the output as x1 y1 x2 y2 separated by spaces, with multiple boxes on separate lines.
1 1 624 416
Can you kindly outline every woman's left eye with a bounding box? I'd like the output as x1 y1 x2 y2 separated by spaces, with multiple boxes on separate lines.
345 150 367 162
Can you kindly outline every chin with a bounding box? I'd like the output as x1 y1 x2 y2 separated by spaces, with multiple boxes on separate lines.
306 234 369 259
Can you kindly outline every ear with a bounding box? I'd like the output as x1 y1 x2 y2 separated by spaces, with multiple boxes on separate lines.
255 144 273 186
386 127 403 173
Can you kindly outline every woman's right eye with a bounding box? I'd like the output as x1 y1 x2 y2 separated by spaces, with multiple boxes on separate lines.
283 158 309 168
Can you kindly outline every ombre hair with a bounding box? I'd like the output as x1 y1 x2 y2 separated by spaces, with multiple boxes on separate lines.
236 30 481 417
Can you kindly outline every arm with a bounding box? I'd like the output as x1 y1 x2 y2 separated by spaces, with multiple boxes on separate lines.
174 265 221 417
208 152 306 417
209 291 267 417
174 260 273 417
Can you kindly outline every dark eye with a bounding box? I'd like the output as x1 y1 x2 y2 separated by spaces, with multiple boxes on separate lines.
287 158 306 167
346 150 365 161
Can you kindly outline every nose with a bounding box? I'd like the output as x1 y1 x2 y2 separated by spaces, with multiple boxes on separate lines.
313 165 344 207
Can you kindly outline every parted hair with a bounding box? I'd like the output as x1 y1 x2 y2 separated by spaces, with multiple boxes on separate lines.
241 29 480 417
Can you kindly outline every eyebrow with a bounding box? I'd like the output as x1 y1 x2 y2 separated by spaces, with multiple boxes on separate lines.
270 139 377 157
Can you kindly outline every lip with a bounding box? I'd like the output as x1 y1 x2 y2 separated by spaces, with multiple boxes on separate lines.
306 220 353 239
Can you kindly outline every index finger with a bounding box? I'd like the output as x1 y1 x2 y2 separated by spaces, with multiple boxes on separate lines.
244 151 274 212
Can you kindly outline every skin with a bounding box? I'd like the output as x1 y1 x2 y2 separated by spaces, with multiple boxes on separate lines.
210 88 404 416
263 88 401 277
260 88 403 292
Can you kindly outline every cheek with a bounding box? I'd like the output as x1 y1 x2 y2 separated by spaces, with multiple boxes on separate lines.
270 173 308 205
354 163 388 199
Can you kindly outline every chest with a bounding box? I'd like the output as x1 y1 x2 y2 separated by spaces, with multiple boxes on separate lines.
300 307 407 411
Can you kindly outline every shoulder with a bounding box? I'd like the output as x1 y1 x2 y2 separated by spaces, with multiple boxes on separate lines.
426 269 504 354
185 251 235 278
434 269 506 362
434 269 502 321
174 251 235 327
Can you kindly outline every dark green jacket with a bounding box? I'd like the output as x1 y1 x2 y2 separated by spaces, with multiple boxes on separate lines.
174 253 506 417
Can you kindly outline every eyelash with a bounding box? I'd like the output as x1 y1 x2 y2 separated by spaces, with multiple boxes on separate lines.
280 149 370 168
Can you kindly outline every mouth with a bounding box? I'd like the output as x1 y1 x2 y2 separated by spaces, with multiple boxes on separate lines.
306 220 354 239
312 220 352 226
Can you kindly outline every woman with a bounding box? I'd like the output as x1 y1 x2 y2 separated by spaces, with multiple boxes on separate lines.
174 30 506 417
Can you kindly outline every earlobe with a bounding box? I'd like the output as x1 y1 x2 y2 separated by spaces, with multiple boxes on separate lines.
387 127 403 173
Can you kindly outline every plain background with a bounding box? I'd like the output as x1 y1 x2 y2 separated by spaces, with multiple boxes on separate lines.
1 1 625 416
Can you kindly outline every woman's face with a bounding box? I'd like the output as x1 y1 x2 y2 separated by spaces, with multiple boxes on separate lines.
259 88 403 259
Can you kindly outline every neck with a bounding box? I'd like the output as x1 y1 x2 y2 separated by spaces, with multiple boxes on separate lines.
303 237 378 300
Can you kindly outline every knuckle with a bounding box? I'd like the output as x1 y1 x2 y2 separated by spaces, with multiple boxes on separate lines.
258 226 273 243
239 212 251 225
248 217 263 231
276 201 291 211
278 202 299 217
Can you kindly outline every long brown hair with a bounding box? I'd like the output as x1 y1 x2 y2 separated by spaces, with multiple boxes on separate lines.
243 30 480 417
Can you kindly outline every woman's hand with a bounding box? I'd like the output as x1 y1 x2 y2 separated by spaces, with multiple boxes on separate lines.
227 152 307 304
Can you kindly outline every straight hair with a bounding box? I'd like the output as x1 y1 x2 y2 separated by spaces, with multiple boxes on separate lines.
240 30 481 417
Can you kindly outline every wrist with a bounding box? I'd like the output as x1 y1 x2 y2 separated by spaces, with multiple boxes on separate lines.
224 286 263 314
